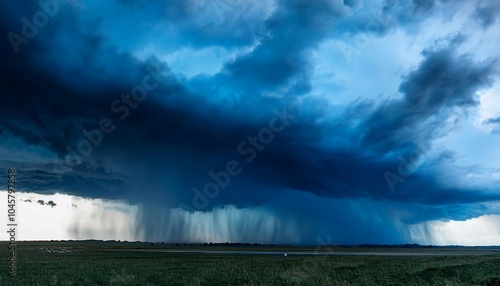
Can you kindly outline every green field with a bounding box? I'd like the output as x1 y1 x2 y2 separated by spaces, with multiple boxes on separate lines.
1 241 499 285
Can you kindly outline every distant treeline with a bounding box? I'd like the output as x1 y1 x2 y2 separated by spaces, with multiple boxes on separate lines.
44 240 500 249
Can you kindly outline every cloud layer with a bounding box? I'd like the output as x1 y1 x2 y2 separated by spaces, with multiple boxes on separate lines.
1 0 500 244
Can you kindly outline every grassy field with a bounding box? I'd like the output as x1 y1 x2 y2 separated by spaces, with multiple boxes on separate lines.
1 241 499 285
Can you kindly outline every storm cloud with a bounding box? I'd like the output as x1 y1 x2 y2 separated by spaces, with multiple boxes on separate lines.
1 0 499 244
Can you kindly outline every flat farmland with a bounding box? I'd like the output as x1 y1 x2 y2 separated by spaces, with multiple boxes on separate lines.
1 241 499 285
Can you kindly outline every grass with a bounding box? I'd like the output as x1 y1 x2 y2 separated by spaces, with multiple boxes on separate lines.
0 241 499 285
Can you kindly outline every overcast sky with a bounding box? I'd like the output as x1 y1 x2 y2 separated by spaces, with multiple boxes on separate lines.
1 0 500 245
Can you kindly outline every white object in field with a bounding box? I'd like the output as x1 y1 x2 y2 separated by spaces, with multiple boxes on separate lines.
284 253 287 256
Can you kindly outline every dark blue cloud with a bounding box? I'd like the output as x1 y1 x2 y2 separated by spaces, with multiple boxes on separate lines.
485 117 500 125
1 0 499 244
473 0 500 28
360 35 498 154
222 0 347 92
108 0 270 50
